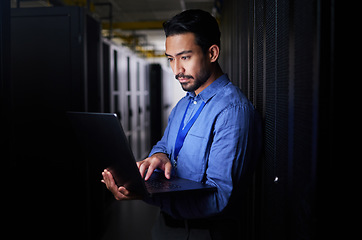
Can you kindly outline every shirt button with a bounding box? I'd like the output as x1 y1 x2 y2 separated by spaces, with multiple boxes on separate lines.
193 100 197 105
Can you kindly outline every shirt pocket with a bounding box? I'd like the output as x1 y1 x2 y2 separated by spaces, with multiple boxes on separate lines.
176 133 209 182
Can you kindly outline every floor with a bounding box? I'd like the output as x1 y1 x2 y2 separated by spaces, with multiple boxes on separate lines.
102 200 159 240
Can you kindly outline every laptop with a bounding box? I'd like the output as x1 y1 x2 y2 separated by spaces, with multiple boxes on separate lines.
67 112 216 197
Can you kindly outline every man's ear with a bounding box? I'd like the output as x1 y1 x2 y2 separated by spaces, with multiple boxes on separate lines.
208 44 220 63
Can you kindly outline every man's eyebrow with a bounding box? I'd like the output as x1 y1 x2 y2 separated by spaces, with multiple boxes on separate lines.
165 50 193 57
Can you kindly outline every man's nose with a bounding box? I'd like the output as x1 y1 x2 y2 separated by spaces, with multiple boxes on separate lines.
173 60 185 75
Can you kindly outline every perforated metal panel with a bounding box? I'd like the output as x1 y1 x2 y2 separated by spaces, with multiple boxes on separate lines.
219 0 334 238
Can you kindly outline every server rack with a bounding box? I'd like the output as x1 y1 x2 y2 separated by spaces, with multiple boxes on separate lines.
11 6 154 239
11 6 103 239
220 0 335 239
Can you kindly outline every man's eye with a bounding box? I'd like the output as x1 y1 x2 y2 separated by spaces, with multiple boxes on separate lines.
181 56 190 60
167 58 174 62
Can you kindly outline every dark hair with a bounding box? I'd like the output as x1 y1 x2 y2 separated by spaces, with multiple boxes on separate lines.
163 9 221 54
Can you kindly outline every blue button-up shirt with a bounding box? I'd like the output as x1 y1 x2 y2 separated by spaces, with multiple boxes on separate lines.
146 74 262 220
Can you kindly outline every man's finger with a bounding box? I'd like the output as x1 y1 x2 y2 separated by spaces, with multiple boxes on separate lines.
118 187 142 200
136 160 144 168
102 171 109 186
164 161 172 179
104 170 113 185
145 163 157 181
138 160 150 178
118 186 130 196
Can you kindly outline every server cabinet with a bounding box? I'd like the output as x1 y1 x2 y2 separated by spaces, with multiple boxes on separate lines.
87 14 104 113
128 55 150 161
103 39 151 161
149 63 163 146
220 0 335 239
11 6 102 239
102 40 111 113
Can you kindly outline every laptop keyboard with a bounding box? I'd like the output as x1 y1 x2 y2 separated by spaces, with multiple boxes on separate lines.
145 179 182 191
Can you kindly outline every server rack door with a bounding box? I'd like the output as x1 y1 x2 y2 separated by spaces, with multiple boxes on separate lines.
11 6 88 239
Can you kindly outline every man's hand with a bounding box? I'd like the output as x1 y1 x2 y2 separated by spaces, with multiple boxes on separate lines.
101 169 142 201
101 153 172 200
136 153 172 181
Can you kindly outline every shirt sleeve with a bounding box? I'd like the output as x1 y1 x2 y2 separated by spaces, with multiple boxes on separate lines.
145 103 261 219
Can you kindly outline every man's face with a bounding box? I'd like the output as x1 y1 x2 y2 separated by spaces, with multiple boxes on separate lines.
165 33 211 94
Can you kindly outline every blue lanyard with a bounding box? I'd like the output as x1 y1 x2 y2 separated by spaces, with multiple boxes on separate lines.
174 100 206 161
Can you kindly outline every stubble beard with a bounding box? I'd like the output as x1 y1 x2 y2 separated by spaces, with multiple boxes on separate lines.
176 68 211 93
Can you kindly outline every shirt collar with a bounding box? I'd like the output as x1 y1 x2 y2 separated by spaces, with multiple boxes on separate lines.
186 74 230 103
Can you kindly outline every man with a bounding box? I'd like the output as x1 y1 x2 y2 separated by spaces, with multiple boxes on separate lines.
102 9 262 239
